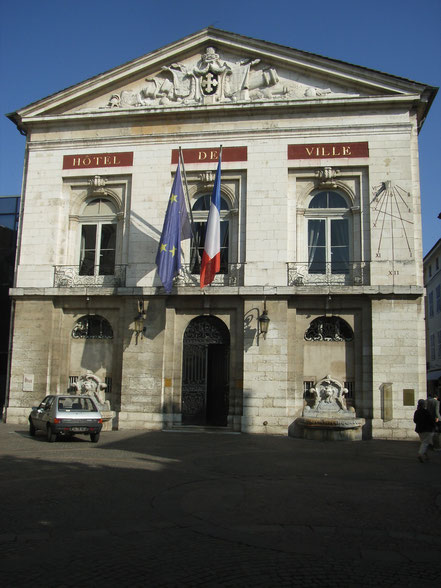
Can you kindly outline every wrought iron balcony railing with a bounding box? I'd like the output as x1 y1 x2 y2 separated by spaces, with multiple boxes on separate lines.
287 261 369 286
54 265 127 287
53 262 370 289
175 263 245 287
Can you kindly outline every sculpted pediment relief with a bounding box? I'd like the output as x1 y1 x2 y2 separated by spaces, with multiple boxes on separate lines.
12 29 434 125
80 46 360 113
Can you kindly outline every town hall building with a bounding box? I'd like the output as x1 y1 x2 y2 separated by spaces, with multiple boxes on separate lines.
4 28 438 438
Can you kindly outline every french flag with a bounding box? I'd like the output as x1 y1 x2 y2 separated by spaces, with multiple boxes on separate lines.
200 155 221 288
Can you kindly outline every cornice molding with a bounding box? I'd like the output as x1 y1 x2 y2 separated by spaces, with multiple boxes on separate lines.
19 93 421 127
26 122 413 152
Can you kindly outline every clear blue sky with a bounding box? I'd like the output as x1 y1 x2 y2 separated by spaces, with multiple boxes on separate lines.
1 0 440 254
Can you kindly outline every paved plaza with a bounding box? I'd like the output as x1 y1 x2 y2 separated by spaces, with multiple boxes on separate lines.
1 422 440 587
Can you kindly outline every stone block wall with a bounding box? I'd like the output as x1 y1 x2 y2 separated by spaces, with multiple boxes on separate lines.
370 296 425 439
6 299 61 423
242 299 292 434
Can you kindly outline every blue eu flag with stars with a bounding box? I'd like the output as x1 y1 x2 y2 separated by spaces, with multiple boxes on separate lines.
155 162 191 293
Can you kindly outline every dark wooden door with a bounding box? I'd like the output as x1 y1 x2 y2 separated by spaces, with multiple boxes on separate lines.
206 344 229 426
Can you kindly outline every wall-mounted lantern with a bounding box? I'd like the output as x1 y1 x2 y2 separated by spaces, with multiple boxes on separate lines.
258 301 270 340
134 299 146 344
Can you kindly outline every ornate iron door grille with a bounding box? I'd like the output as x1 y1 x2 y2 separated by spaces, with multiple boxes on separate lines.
182 316 230 426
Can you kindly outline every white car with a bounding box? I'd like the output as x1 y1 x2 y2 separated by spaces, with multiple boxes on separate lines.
29 395 103 443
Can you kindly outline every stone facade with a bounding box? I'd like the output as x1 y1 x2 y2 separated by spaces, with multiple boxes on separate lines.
4 28 438 439
424 239 441 396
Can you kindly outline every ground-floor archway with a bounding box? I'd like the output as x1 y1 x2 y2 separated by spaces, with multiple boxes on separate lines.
182 315 230 426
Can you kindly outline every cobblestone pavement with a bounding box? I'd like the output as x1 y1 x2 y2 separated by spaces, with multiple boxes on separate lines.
1 423 440 587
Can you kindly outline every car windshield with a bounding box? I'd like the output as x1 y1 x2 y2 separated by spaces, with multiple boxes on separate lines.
57 397 97 411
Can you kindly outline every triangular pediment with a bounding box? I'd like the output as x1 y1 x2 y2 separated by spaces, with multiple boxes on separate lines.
8 28 437 126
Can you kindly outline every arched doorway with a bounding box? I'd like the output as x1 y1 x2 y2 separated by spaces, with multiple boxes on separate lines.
182 316 230 426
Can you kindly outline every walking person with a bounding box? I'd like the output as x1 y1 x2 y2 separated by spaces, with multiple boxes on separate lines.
426 391 441 450
413 399 435 462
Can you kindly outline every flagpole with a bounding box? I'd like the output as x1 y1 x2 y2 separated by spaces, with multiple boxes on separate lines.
179 147 198 249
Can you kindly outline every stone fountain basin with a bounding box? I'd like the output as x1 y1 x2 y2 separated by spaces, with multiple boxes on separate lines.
100 410 116 431
294 415 366 441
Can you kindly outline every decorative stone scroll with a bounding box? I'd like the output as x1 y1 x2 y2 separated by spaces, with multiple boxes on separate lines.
101 46 356 111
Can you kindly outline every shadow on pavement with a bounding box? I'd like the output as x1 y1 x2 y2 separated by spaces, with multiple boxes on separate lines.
1 426 440 587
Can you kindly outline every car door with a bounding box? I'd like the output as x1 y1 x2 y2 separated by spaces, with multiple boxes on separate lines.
34 396 53 431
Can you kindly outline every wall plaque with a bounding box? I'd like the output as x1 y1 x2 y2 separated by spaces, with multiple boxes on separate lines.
171 146 247 164
382 383 393 421
63 152 134 169
403 389 415 406
288 142 369 159
23 374 34 392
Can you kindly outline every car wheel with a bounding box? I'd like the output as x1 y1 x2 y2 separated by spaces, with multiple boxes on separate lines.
29 420 36 437
90 433 100 443
47 426 57 443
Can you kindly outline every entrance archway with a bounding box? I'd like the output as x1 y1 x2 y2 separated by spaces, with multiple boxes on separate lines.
182 316 230 426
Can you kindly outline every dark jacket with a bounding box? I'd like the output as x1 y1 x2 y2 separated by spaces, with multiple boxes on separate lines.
413 407 435 434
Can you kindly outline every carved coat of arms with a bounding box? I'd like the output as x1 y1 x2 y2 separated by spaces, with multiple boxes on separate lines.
103 45 343 110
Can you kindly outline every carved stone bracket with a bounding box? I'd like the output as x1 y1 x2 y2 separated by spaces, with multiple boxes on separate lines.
88 175 107 195
316 167 340 188
197 171 216 187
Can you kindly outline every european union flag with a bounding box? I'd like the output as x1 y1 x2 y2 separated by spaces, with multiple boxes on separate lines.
155 162 191 293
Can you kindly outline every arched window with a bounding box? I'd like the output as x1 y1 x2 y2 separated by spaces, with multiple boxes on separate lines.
79 198 117 276
306 190 350 275
71 315 113 339
190 194 230 274
304 316 354 342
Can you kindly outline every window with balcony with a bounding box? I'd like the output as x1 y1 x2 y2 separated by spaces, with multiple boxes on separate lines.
307 191 350 276
190 194 230 275
79 198 117 276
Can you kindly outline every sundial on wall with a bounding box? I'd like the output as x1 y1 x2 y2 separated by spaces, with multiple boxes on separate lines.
371 181 413 259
